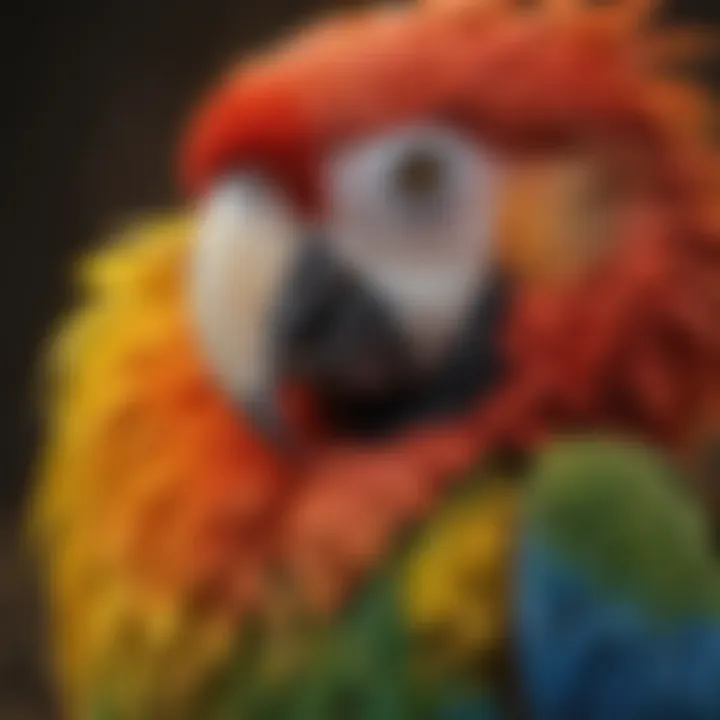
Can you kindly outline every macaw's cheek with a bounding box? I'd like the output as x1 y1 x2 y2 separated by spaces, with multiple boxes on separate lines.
322 123 502 365
496 151 641 286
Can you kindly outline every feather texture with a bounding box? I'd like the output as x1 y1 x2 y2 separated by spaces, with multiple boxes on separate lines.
517 439 720 719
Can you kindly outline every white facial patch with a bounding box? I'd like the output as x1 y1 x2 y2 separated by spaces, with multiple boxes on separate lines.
190 176 301 400
323 124 501 365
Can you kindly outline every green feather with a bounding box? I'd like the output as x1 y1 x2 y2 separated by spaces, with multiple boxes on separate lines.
527 438 720 621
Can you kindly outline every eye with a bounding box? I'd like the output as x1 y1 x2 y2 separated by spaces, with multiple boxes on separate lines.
391 145 449 221
324 124 499 255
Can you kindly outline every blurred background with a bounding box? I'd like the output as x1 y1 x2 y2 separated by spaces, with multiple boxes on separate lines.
1 0 718 716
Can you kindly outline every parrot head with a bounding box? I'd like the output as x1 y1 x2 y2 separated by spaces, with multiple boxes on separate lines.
182 0 719 449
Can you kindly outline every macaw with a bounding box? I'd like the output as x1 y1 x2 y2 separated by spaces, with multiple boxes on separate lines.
30 0 720 718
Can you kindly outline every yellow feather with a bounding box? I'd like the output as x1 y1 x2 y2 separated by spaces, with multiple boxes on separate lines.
29 214 235 718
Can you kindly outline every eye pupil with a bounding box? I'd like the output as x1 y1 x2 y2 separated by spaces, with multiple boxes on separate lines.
393 148 446 203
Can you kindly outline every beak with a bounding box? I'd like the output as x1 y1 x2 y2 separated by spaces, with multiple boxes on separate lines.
191 175 414 441
190 175 301 437
191 175 504 442
272 242 414 399
191 175 417 441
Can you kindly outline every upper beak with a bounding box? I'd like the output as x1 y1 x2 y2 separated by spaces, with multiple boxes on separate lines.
190 175 301 436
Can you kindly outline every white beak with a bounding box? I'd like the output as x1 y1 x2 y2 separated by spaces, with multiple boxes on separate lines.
190 176 302 404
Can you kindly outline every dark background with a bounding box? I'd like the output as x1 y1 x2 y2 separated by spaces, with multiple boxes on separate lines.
2 1 718 717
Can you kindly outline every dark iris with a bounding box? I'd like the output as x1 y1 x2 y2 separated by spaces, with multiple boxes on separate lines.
392 147 447 207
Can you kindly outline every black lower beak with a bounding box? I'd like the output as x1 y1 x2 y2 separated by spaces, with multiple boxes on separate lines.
272 243 414 399
260 242 509 440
